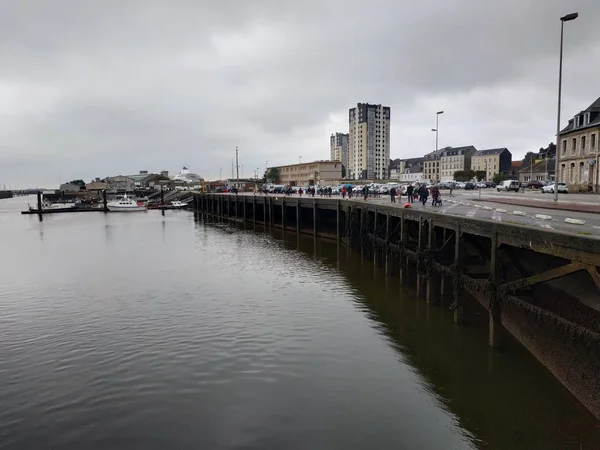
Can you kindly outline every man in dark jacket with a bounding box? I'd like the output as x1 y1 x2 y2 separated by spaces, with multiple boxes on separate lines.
406 185 414 203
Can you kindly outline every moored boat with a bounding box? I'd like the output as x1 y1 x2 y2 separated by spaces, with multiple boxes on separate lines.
107 195 147 212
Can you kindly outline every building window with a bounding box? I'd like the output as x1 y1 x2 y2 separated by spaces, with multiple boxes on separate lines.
572 138 577 154
582 136 586 152
562 140 567 154
592 134 596 149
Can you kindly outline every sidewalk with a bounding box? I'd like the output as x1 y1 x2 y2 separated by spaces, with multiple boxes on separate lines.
475 196 600 214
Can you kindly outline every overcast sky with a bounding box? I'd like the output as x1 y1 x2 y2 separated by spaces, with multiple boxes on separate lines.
1 0 599 188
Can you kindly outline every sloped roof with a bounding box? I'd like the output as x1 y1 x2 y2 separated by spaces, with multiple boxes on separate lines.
441 145 476 156
518 159 555 174
511 161 522 168
473 148 509 156
560 96 600 134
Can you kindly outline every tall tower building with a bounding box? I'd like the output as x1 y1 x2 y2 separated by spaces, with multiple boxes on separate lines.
330 132 349 170
348 103 391 180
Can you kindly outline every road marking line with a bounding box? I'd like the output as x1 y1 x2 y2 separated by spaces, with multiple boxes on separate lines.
535 214 552 220
565 218 586 225
495 208 507 213
513 211 526 216
467 210 477 217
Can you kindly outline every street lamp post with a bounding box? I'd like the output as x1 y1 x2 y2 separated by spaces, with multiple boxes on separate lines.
554 12 578 202
431 111 444 183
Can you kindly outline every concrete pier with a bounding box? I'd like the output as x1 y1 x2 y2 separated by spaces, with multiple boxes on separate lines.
194 193 600 419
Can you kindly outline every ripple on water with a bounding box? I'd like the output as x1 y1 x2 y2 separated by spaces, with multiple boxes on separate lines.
1 205 598 449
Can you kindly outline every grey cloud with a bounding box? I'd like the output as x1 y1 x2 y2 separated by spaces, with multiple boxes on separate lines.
0 0 599 187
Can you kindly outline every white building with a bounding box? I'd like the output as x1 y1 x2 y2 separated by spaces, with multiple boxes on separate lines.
348 103 391 180
173 167 201 183
398 172 425 183
330 133 349 171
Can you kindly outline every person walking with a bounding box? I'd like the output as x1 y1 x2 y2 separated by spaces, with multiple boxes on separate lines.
363 185 369 201
419 185 429 206
342 186 347 199
449 182 454 197
406 185 414 204
390 187 396 203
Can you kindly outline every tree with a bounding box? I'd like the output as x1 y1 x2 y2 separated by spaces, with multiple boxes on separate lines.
475 171 486 181
453 170 476 181
521 152 538 167
341 164 346 178
68 179 85 188
266 167 280 183
493 173 507 184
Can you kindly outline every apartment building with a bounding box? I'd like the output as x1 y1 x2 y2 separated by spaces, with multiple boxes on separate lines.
348 103 391 180
330 133 349 171
423 149 444 182
558 96 600 192
273 160 342 186
439 146 477 181
471 148 512 181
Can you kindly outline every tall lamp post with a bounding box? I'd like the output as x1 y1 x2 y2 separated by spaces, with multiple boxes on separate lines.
431 111 444 182
554 12 578 203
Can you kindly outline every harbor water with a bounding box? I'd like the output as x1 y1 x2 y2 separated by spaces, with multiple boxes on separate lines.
0 196 599 449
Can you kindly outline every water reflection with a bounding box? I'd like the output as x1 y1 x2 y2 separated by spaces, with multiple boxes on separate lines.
222 220 600 450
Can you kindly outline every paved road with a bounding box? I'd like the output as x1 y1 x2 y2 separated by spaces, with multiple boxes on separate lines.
231 191 600 238
360 193 600 238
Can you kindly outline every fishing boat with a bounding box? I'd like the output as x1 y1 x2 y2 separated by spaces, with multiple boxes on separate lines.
107 195 147 212
170 201 187 209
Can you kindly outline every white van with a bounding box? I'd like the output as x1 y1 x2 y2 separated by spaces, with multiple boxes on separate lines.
497 180 520 192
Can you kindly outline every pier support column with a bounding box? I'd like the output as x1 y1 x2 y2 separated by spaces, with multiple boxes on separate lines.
373 210 378 267
359 209 364 259
312 201 317 238
336 200 341 243
282 198 285 230
243 196 247 222
296 200 300 235
102 190 108 213
253 197 256 225
399 216 407 283
36 191 43 214
263 197 267 225
426 221 441 304
453 226 464 324
488 232 501 348
416 217 426 297
385 212 390 274
269 196 273 228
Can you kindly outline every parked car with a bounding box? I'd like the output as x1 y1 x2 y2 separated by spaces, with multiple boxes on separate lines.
464 182 476 190
484 181 496 188
541 182 568 194
522 180 544 189
497 180 520 192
